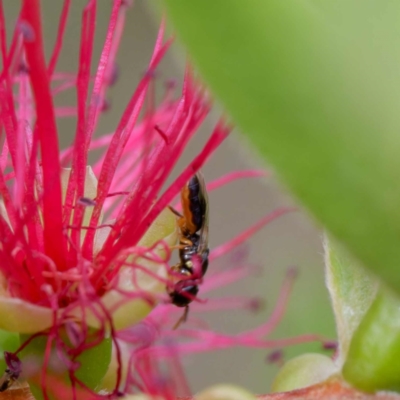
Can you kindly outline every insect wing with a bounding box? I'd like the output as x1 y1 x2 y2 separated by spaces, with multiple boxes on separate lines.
195 172 209 255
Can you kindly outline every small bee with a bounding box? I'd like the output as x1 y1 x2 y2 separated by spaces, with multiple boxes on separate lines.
0 352 21 392
168 172 209 326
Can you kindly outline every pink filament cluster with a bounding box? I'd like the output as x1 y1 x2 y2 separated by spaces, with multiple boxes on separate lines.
0 0 228 308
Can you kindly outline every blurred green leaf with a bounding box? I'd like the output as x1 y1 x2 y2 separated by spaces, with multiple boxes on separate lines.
161 1 400 293
74 332 111 391
324 236 378 366
271 353 337 393
21 329 111 399
196 384 257 400
343 289 400 392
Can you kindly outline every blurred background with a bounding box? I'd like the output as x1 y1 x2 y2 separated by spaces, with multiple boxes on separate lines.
4 0 335 394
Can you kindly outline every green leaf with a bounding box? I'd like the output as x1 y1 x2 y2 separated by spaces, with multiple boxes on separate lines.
161 1 400 293
343 288 400 392
324 236 378 366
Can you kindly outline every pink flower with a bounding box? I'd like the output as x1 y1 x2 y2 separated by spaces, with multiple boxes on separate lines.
0 0 230 396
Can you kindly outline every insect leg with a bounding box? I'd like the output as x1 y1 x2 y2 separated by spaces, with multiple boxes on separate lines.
173 305 189 330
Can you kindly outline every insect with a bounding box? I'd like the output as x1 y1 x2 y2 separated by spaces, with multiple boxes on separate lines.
168 172 209 326
0 352 21 392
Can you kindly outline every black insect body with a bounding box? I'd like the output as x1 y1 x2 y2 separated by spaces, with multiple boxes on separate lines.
168 173 210 326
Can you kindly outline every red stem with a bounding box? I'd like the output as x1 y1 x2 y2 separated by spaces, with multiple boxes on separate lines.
21 0 65 269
